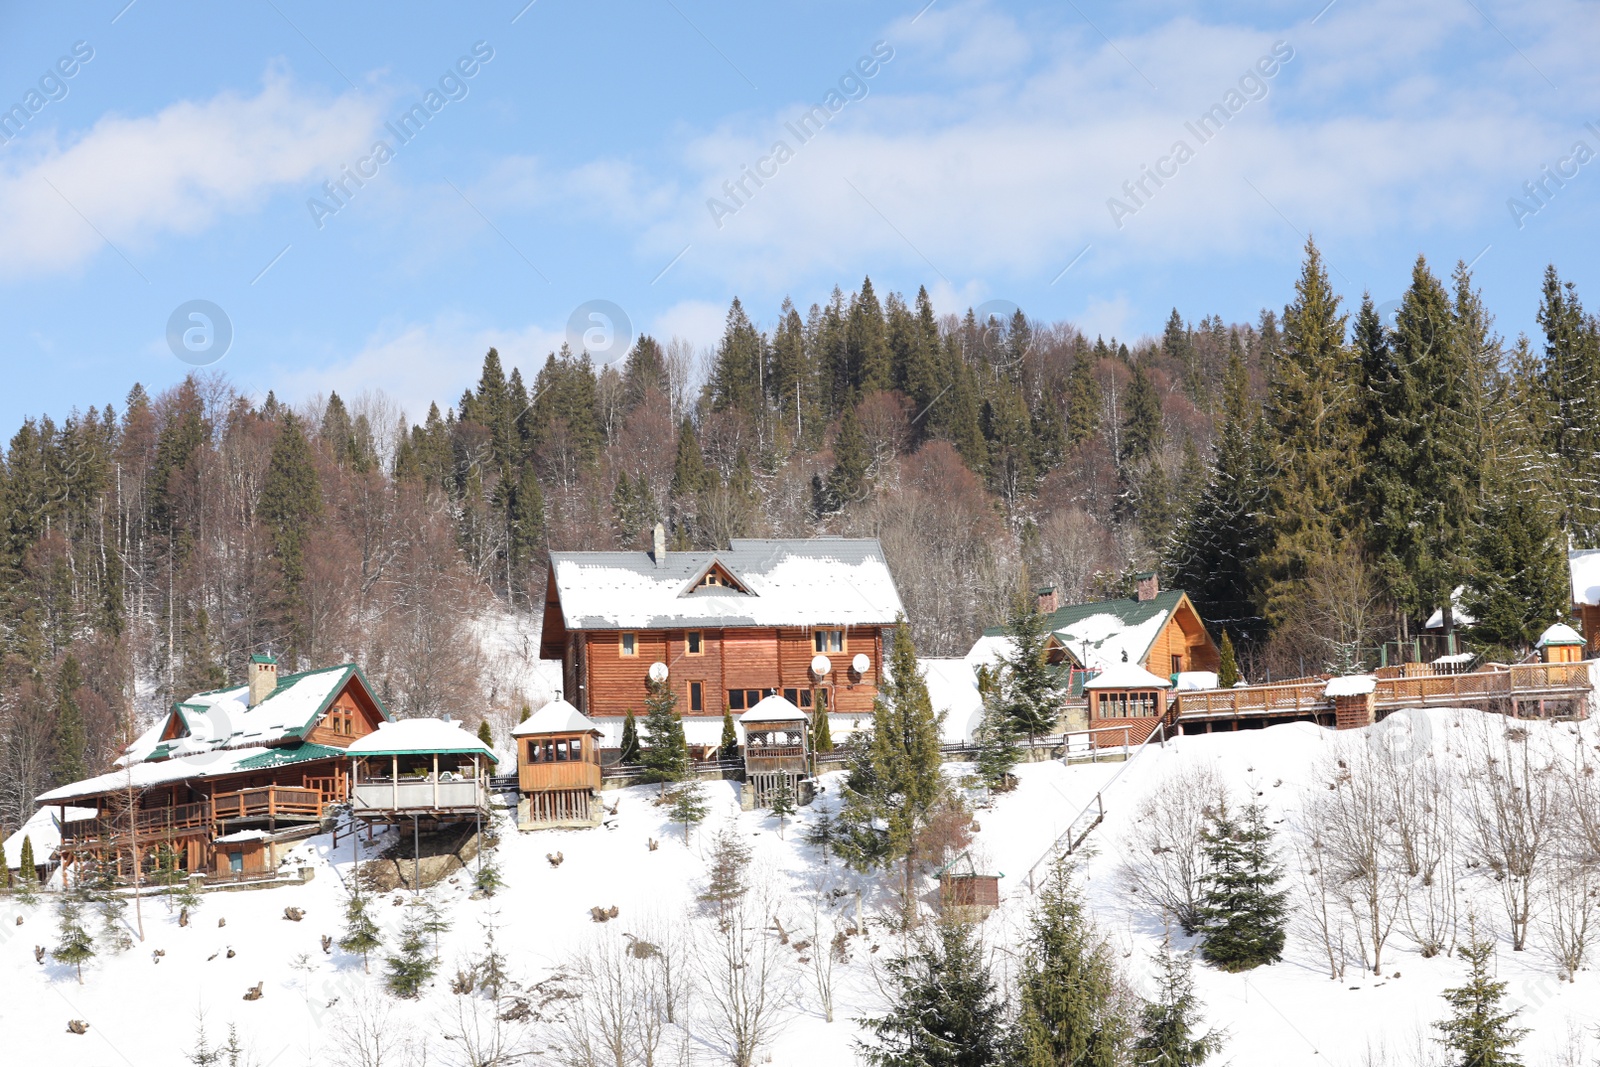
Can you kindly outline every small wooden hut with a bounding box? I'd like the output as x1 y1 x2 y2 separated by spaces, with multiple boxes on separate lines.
1539 623 1586 664
938 851 1001 921
739 693 810 805
1082 660 1172 746
512 698 604 829
345 719 498 827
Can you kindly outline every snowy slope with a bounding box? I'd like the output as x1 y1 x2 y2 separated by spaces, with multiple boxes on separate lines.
6 709 1599 1065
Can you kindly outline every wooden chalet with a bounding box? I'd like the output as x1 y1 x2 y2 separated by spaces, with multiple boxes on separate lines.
345 718 498 825
1570 550 1600 656
512 698 604 829
739 693 811 805
539 527 905 749
38 655 390 882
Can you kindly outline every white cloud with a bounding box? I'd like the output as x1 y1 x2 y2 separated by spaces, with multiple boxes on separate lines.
650 298 726 350
0 68 385 278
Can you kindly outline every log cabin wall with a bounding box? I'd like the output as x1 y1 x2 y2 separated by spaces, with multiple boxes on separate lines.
1141 599 1220 677
303 682 385 747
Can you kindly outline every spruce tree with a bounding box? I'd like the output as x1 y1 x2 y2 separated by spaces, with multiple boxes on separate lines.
640 678 690 793
53 654 88 784
699 822 752 913
0 840 8 891
1012 860 1131 1067
477 720 493 748
1434 918 1527 1067
1064 340 1102 447
1538 267 1600 542
1465 483 1568 657
824 403 870 512
667 782 708 843
1133 935 1224 1066
1196 799 1287 971
53 889 96 983
719 711 739 761
811 708 833 753
339 887 382 974
1216 631 1239 689
385 904 437 998
259 413 324 593
17 835 37 902
972 700 1020 793
1120 361 1164 465
618 710 641 764
996 593 1066 744
859 920 1007 1067
769 776 797 837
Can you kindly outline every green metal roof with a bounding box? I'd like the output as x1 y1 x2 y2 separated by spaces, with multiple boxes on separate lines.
232 742 348 771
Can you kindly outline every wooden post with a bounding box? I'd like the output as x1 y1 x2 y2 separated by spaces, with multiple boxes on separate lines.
391 755 399 812
432 753 440 809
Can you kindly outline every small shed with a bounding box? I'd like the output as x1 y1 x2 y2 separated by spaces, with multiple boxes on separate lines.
1539 623 1586 664
1325 674 1377 730
346 719 498 824
938 851 1001 921
739 694 810 806
512 698 604 829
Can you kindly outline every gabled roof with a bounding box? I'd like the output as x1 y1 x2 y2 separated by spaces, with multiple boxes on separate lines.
547 538 904 630
740 693 806 724
1423 586 1475 630
1571 550 1600 607
346 719 499 763
979 589 1188 674
1082 661 1172 690
512 698 601 737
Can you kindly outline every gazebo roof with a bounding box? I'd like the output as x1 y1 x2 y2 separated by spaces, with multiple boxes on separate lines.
1539 622 1585 647
345 719 499 764
511 698 601 737
740 693 807 724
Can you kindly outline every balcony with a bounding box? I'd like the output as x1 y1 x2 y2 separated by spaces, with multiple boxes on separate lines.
351 777 489 815
212 785 323 823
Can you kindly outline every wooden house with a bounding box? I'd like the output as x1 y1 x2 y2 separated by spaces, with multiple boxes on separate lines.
1539 623 1587 664
539 528 904 749
512 698 604 829
1570 550 1600 656
37 655 391 882
739 693 810 805
346 718 498 825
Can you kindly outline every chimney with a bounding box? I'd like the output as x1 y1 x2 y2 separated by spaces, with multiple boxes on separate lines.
1134 571 1159 603
652 522 667 567
248 653 278 707
1036 587 1058 615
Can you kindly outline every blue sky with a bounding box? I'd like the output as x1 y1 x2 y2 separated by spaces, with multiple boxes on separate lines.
0 0 1596 431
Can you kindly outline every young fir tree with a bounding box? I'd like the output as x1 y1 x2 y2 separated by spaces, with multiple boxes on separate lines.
667 782 709 843
804 807 837 865
618 710 641 764
997 593 1067 744
1012 860 1131 1067
16 836 38 904
640 678 690 793
476 720 493 748
339 887 382 974
769 775 798 838
719 711 739 761
53 889 96 983
1196 799 1287 971
386 904 438 999
1216 631 1239 688
859 920 1008 1067
972 699 1021 793
418 893 452 960
1434 918 1527 1067
812 708 833 753
1133 934 1225 1066
699 822 752 913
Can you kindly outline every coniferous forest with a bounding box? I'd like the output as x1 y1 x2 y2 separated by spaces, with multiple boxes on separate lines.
0 238 1592 832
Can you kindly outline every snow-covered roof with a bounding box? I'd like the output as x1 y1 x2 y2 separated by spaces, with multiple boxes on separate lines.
1173 671 1219 692
1539 622 1585 647
214 830 272 843
923 657 984 743
1056 610 1172 673
740 694 806 724
37 747 280 803
1082 662 1172 690
1433 652 1476 665
1423 587 1475 630
512 698 601 737
548 538 904 630
346 718 499 763
1571 549 1600 607
3 805 96 865
963 635 1014 670
1325 675 1377 697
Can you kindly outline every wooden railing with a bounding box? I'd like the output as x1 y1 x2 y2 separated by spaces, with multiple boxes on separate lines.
351 778 487 813
1173 680 1328 720
520 760 604 793
61 801 212 845
211 785 322 821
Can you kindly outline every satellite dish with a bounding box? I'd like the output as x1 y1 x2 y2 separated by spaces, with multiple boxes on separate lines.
648 661 669 683
810 653 832 676
851 653 870 674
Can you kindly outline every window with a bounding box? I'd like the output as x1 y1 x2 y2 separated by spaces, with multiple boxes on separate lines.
783 688 814 708
728 689 746 711
689 682 704 712
813 629 844 653
620 632 637 656
686 631 703 655
697 571 722 588
1171 655 1182 675
1097 691 1157 719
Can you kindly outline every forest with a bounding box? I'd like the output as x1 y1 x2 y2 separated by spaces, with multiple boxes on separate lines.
0 238 1595 834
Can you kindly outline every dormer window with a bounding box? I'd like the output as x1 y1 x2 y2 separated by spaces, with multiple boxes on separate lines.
697 571 723 588
685 561 747 594
686 631 703 655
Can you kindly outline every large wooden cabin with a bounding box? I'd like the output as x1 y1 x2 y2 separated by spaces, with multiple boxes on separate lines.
539 529 905 748
39 655 391 882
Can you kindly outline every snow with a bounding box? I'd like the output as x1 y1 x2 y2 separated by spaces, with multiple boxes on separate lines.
1433 652 1476 665
511 698 599 737
1539 622 1584 647
346 719 499 763
1324 674 1377 697
213 830 272 843
16 707 1600 1065
740 694 806 724
1173 670 1219 692
963 634 1013 669
3 806 96 867
1570 549 1600 606
922 657 984 743
1054 608 1170 673
1082 661 1172 690
1423 585 1476 629
36 747 282 803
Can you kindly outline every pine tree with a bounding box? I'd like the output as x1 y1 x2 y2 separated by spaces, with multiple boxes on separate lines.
1216 631 1238 689
52 654 88 784
667 782 708 843
386 904 438 998
507 460 547 599
1434 918 1527 1067
699 822 752 912
640 678 690 793
669 418 709 541
1133 935 1224 1066
619 710 641 764
996 594 1067 744
1120 361 1163 465
972 698 1020 793
707 297 768 418
1012 860 1131 1067
53 889 96 983
1065 340 1102 447
339 887 382 974
477 720 494 748
812 708 833 753
1196 799 1287 971
719 711 739 761
1465 482 1568 657
824 403 869 512
859 920 1007 1067
770 776 797 837
259 413 324 593
1538 267 1600 542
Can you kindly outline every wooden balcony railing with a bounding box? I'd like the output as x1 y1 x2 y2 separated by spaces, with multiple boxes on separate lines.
60 801 212 845
519 760 603 794
351 778 487 813
211 785 322 821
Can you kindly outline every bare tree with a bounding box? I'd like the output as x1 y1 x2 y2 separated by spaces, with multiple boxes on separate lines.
806 875 842 1024
1381 752 1459 957
1293 830 1350 980
334 992 417 1067
1309 746 1404 974
1116 765 1225 933
1466 723 1554 951
694 879 793 1067
1539 857 1597 981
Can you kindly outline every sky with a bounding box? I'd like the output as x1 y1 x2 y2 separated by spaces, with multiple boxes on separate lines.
0 0 1596 432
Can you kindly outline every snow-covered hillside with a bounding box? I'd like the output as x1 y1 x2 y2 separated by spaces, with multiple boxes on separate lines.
6 709 1598 1065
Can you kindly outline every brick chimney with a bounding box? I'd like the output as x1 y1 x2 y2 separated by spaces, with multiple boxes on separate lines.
248 653 277 707
1036 587 1058 615
651 522 667 567
1134 571 1159 602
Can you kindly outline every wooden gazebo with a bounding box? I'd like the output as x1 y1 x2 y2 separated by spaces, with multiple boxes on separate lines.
739 693 811 806
512 698 604 829
345 719 498 826
1082 660 1173 747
